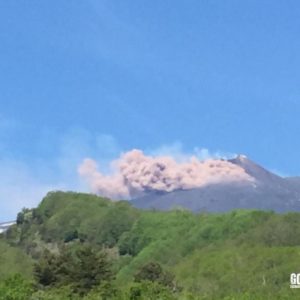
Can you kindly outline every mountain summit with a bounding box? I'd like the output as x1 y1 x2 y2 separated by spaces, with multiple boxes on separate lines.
131 155 300 212
229 155 281 184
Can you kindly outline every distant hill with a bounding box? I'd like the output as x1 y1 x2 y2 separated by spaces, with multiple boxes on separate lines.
0 221 15 234
132 155 300 212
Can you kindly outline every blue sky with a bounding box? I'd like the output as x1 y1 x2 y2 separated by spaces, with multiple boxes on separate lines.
0 1 300 219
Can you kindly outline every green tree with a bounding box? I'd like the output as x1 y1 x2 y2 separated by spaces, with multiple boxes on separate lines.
72 245 114 295
134 262 175 290
34 249 60 286
34 245 114 296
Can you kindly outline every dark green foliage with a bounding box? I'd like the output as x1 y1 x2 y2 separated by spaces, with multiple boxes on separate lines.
34 249 62 286
134 262 164 282
35 244 113 296
72 245 114 295
134 262 175 290
16 208 32 225
64 229 78 243
16 212 24 225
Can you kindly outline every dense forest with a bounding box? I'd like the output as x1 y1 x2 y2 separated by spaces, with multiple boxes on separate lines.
1 191 300 299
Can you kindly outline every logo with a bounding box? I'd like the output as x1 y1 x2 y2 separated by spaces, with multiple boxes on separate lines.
290 273 300 288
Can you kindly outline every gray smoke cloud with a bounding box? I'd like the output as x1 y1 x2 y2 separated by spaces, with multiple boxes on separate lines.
78 149 254 199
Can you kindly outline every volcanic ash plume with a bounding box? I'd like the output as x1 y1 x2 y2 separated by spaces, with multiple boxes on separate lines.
78 149 254 199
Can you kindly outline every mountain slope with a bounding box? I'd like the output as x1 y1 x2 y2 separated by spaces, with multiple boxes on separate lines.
132 155 300 212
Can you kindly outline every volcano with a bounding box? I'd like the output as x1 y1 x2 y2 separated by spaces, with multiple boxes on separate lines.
131 155 300 212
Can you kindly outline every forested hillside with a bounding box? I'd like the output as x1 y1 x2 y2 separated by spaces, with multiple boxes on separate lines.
1 191 300 299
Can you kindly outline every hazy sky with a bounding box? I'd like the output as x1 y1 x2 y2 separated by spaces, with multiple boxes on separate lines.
1 1 300 219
